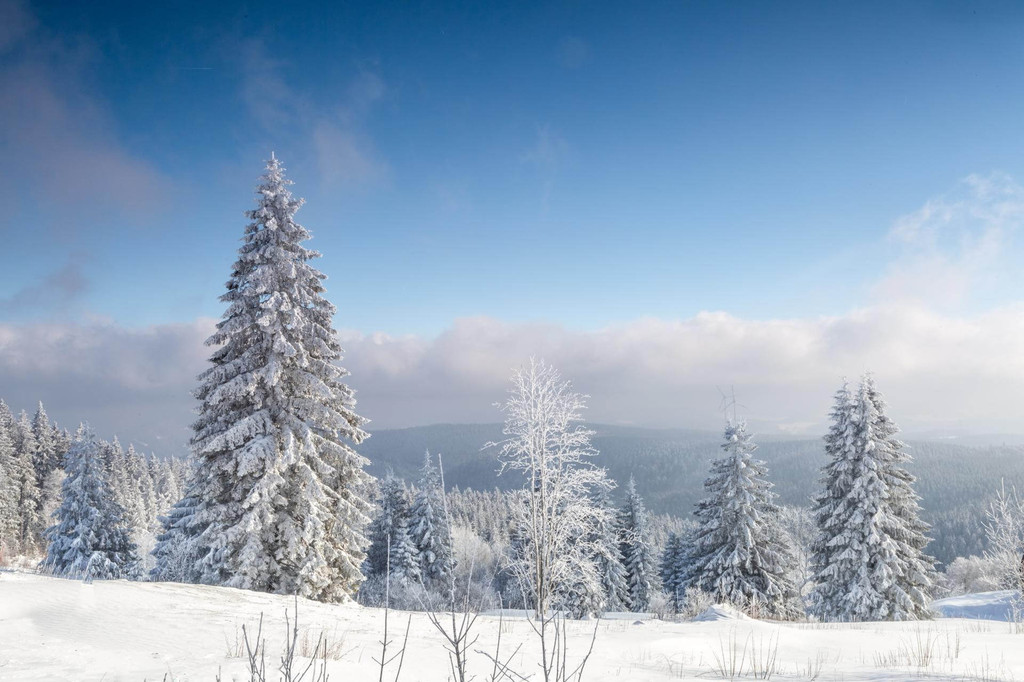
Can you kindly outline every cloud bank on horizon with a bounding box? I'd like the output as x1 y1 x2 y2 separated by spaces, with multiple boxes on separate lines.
4 299 1024 454
4 172 1024 452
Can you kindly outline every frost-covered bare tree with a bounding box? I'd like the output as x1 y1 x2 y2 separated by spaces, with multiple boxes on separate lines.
983 481 1024 590
490 359 612 617
488 360 608 682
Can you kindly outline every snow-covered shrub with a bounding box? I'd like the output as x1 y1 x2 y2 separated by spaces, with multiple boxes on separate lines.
941 555 1006 595
677 587 716 620
648 590 674 619
451 524 501 586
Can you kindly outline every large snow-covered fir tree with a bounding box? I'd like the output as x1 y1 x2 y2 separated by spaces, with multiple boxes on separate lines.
686 421 799 619
618 476 655 612
408 450 454 582
184 155 372 601
40 425 139 580
809 376 935 621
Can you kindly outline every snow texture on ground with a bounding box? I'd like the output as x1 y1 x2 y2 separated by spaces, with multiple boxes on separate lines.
932 589 1022 621
1 573 1023 682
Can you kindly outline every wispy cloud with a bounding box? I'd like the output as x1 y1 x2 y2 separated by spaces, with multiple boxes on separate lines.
0 0 169 225
234 39 389 188
521 124 569 212
557 36 591 69
0 258 89 316
875 172 1024 307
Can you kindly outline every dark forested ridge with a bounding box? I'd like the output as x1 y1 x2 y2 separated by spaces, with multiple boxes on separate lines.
360 423 1024 566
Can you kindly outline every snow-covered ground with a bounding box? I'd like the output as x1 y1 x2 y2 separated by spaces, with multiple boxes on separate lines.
1 572 1023 682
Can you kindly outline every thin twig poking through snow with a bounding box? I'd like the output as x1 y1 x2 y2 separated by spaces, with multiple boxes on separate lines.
237 600 331 682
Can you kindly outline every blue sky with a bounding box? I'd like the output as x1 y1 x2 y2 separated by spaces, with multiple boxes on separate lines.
6 0 1024 445
5 0 1024 332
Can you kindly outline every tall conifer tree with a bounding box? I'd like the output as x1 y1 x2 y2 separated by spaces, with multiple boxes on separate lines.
810 376 936 621
186 155 372 601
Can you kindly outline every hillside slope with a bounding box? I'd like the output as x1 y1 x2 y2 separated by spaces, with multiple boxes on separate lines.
2 573 1023 681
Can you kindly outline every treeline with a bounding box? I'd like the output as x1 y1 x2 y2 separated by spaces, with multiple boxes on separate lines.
357 370 948 623
359 424 1024 566
0 398 188 570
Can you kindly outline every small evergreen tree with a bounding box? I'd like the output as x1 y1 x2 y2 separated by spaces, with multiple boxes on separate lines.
686 421 799 619
390 514 422 585
151 461 204 583
618 476 655 612
366 473 417 580
31 403 58 490
0 420 19 555
660 532 686 611
11 411 42 554
40 425 139 580
409 450 454 582
593 486 629 612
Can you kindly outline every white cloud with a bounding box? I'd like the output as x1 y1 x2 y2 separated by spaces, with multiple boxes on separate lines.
8 304 1024 455
875 173 1024 307
312 122 388 186
0 258 89 315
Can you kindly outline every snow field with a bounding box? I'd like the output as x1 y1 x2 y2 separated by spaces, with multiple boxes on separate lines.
2 573 1023 682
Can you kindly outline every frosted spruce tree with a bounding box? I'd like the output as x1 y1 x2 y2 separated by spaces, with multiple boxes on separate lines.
186 155 372 601
409 450 454 582
809 376 935 621
151 460 204 584
151 492 203 582
8 407 41 554
32 403 65 523
686 421 799 619
0 418 19 555
593 485 629 612
618 476 655 612
660 532 687 611
863 376 937 615
40 425 139 580
366 472 419 581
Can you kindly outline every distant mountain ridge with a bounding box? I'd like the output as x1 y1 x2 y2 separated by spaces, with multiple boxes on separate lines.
359 422 1024 566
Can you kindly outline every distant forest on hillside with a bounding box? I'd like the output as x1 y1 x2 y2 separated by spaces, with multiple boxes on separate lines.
359 423 1024 566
